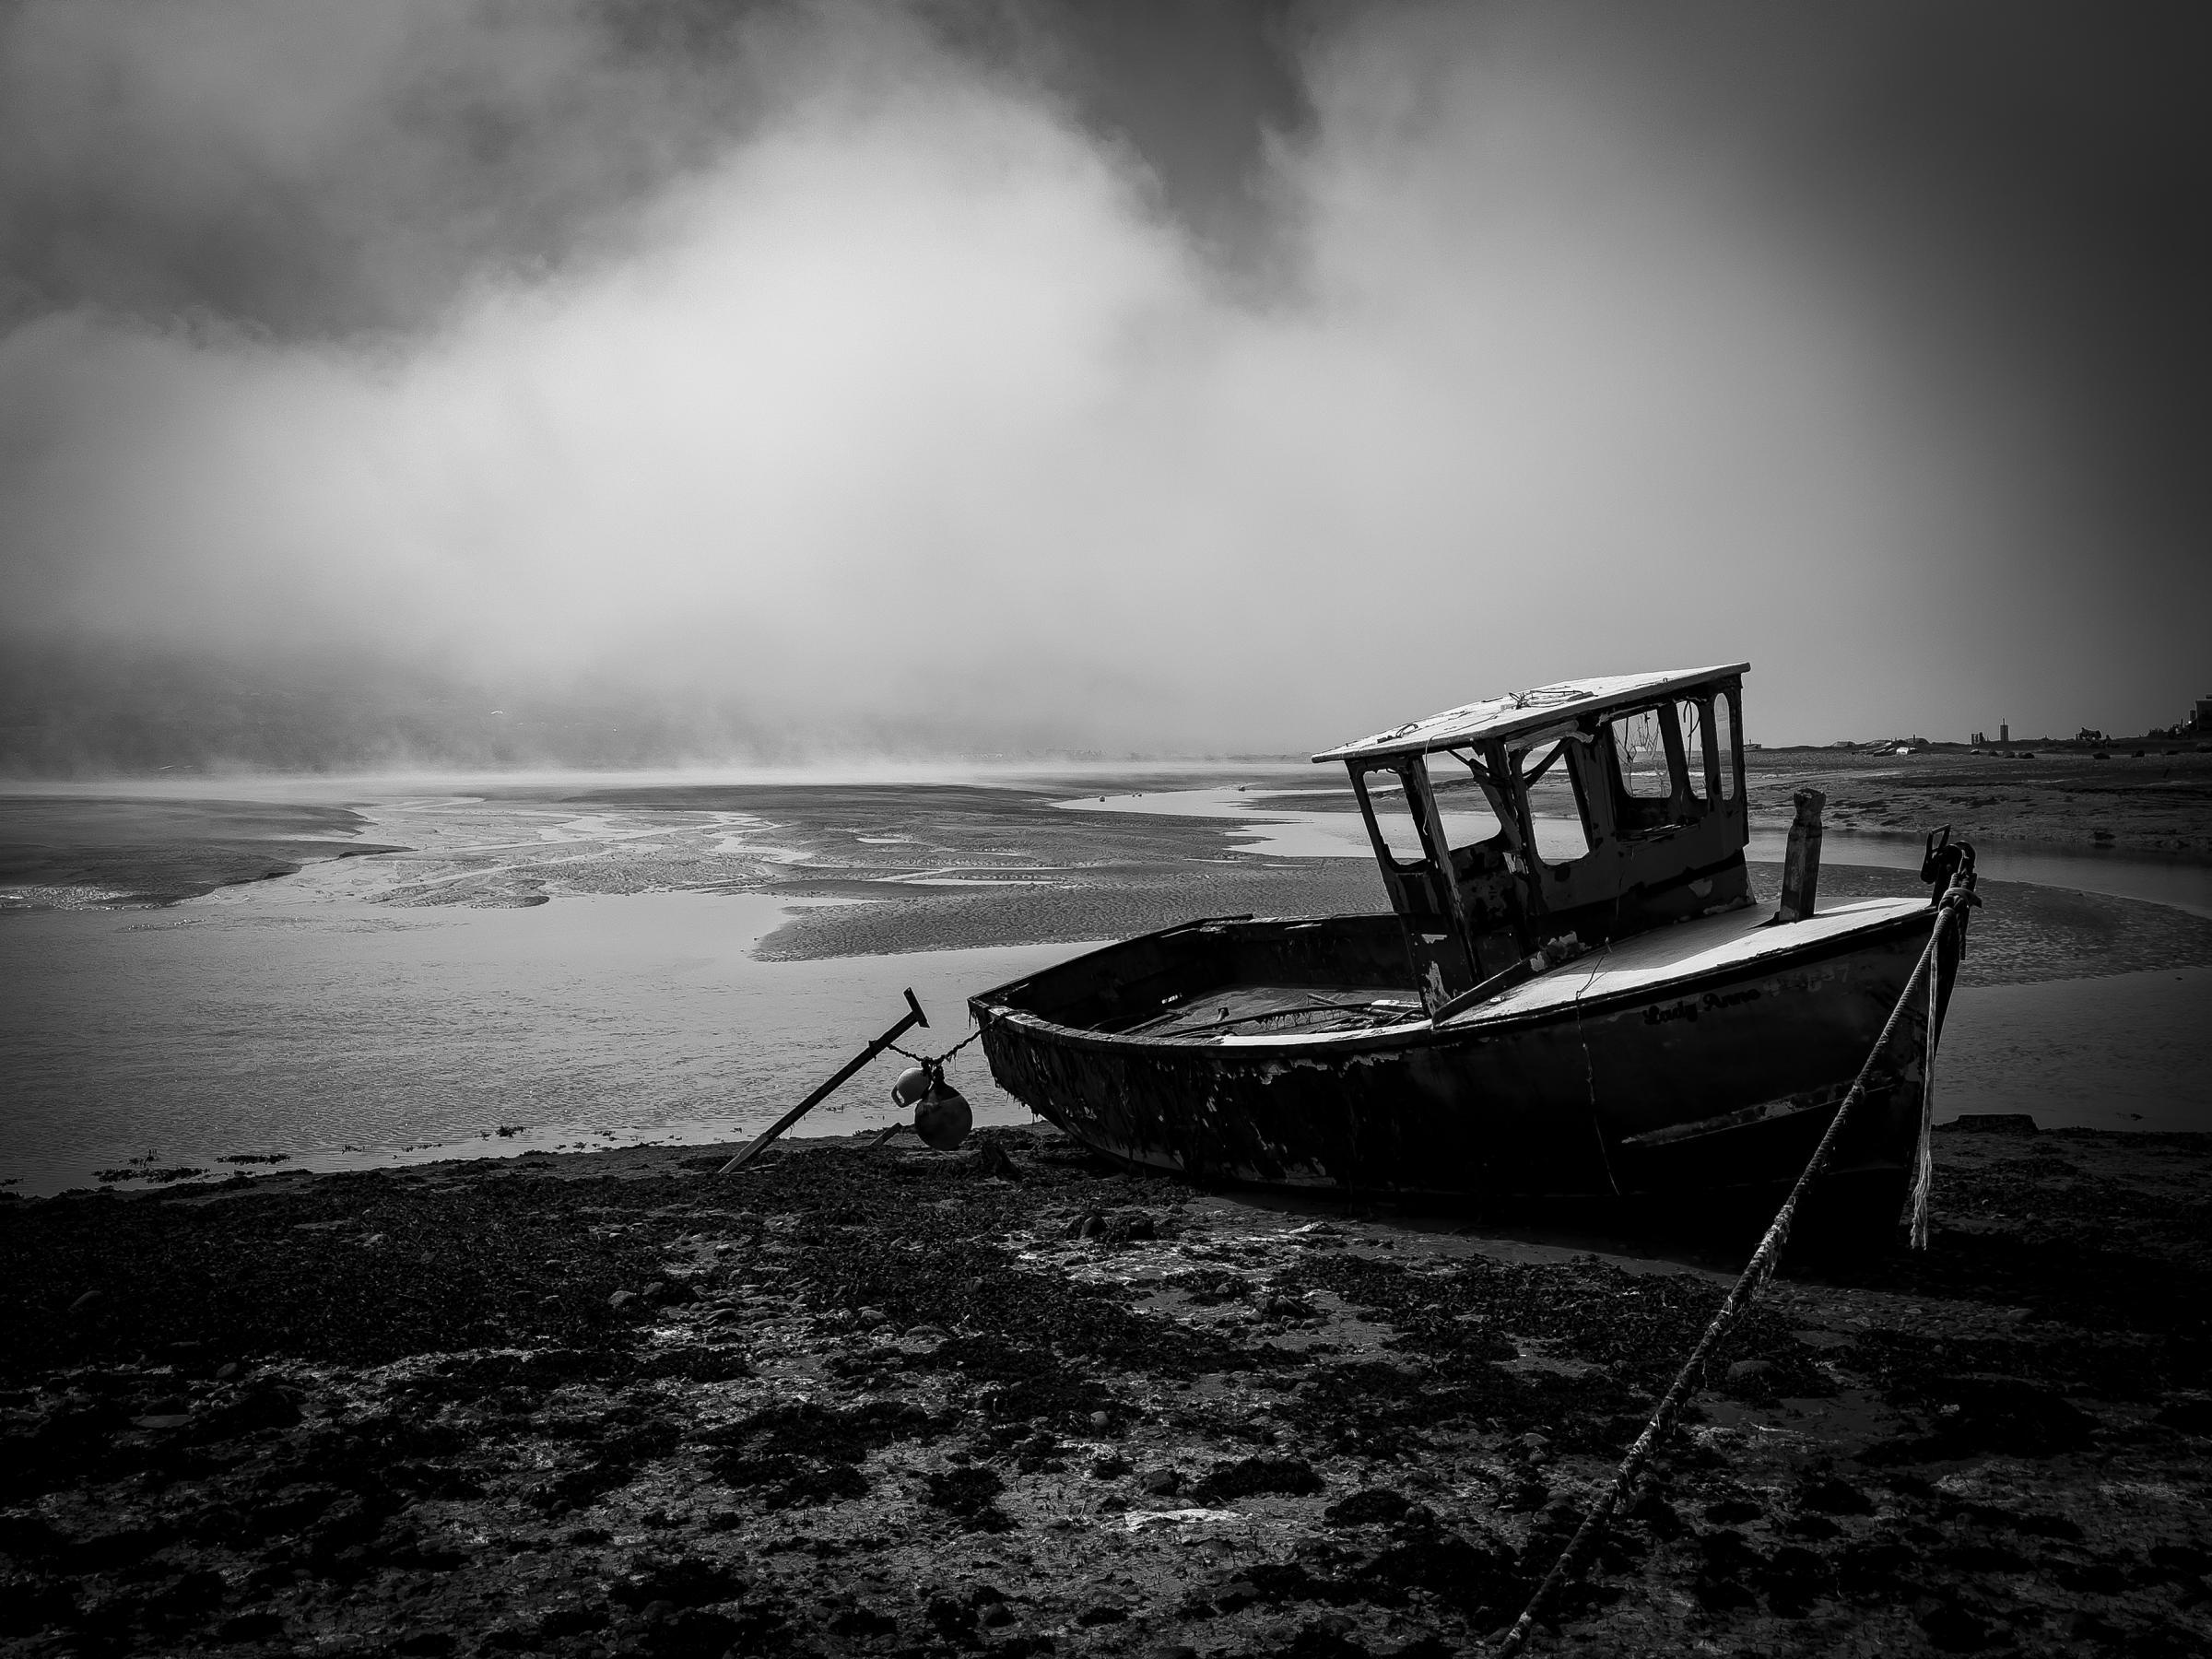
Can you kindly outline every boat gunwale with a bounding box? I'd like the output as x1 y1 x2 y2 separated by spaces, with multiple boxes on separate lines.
968 898 1937 1063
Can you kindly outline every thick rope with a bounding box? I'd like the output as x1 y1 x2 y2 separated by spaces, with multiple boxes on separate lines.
1490 886 1973 1655
1909 941 1940 1249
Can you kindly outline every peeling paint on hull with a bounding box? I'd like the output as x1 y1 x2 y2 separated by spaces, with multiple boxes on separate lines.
971 905 1952 1226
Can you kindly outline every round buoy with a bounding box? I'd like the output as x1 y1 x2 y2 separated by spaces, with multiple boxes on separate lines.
890 1065 932 1107
913 1081 972 1151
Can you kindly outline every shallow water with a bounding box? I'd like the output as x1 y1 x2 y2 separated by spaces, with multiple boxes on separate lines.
0 888 1067 1196
3 772 2207 1197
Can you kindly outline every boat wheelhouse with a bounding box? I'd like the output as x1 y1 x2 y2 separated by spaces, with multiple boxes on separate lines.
971 665 1967 1232
1315 665 1755 1018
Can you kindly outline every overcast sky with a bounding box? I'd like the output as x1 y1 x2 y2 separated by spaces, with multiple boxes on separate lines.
2 1 2206 766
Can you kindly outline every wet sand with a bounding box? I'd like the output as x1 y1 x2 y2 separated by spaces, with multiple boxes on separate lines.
1738 747 2212 859
0 797 406 911
750 857 2212 980
4 1121 2206 1658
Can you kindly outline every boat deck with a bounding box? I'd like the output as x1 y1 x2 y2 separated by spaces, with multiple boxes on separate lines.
1202 899 1931 1047
1113 984 1424 1041
988 897 1937 1048
1449 896 1929 1026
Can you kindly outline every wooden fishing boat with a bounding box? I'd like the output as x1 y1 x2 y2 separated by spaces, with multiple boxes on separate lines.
970 665 1971 1235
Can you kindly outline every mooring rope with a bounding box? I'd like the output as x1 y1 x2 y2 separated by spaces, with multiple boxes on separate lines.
1490 879 1978 1655
1908 946 1941 1249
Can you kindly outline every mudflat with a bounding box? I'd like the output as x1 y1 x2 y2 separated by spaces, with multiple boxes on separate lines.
4 1120 2206 1657
1736 747 2212 858
0 797 406 910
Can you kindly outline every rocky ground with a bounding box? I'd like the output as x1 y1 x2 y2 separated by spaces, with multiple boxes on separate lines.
5 1121 2209 1659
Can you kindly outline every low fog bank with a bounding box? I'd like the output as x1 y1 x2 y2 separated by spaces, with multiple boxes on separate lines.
0 639 1206 778
4 3 2206 772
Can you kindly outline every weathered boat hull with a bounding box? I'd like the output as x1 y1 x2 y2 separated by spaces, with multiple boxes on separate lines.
970 900 1952 1226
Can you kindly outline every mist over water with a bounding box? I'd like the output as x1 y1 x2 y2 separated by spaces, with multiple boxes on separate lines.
3 3 2207 771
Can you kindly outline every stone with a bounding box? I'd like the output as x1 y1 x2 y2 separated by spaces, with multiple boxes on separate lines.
607 1290 641 1314
1324 1487 1409 1526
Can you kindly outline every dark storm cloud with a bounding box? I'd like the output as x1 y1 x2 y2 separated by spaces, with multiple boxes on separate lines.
0 0 1310 339
1 2 2206 775
0 0 744 337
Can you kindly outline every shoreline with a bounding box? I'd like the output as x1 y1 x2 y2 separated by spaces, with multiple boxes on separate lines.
6 761 2209 918
9 841 2209 1199
4 1123 2207 1656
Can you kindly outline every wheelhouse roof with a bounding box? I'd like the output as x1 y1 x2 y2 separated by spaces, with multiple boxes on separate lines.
1312 665 1749 764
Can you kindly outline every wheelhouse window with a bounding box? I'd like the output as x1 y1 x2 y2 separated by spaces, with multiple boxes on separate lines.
1675 699 1709 802
1610 710 1670 800
1514 737 1592 865
1712 688 1739 801
1354 767 1429 865
1353 756 1501 866
1425 752 1505 852
1604 701 1711 835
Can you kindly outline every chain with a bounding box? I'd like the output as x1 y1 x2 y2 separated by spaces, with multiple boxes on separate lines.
888 1027 984 1069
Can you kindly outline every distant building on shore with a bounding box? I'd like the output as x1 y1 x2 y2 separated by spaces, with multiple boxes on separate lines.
2194 696 2212 735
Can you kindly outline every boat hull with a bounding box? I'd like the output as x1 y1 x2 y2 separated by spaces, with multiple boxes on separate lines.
970 900 1953 1221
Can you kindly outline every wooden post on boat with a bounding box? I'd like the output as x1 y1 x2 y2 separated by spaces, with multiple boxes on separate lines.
1777 788 1825 922
716 990 928 1174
